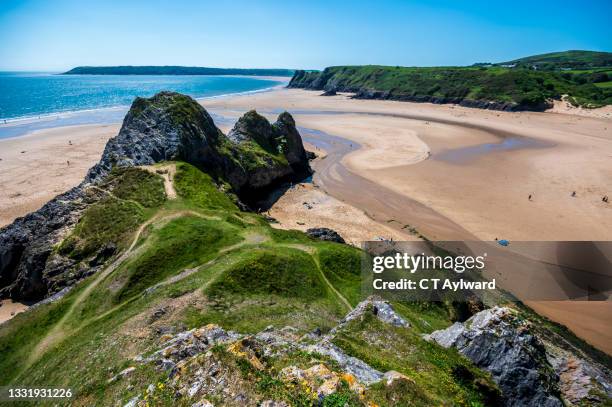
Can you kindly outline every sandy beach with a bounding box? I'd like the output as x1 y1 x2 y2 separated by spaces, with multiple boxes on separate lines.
0 124 119 227
1 88 611 353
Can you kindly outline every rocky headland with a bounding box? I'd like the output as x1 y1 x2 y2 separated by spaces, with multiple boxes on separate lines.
0 92 311 302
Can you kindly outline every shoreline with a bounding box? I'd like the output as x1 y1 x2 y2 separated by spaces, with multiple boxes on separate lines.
0 76 288 139
1 87 611 354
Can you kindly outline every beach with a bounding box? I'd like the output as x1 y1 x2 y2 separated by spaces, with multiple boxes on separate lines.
1 87 611 353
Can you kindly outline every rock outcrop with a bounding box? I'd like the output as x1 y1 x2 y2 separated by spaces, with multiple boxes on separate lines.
127 298 413 405
87 92 311 196
0 187 96 300
0 92 311 301
306 227 346 244
426 307 563 406
332 295 409 332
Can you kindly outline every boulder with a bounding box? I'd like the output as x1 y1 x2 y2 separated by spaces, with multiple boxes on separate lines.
333 295 410 331
306 228 345 244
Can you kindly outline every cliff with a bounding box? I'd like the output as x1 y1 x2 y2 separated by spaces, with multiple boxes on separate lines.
288 65 612 110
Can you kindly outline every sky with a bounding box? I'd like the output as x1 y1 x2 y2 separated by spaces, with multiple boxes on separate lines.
0 0 611 71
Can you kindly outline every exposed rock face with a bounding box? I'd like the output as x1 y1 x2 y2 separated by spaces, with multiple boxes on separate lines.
0 92 311 301
321 89 337 96
128 299 414 404
332 295 409 332
306 227 346 244
426 307 563 406
86 92 225 183
0 187 95 300
545 343 612 405
87 92 311 195
224 109 311 194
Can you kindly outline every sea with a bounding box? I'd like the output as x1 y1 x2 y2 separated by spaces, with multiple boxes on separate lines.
0 72 285 139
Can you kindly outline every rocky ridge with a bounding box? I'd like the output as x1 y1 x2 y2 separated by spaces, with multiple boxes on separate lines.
120 297 413 406
114 298 604 406
0 92 311 301
426 306 612 406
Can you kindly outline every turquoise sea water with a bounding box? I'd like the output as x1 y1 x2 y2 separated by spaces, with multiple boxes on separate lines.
0 72 284 138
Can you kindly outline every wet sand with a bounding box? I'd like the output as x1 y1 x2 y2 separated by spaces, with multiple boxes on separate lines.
0 88 611 353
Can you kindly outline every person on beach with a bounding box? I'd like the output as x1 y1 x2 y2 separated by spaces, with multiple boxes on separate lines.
572 191 576 197
528 194 532 201
603 196 609 203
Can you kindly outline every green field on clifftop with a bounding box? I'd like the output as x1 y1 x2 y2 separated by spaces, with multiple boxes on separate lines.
290 53 612 109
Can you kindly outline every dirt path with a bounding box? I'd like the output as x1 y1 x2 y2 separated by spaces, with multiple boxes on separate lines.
24 209 213 370
142 163 177 199
281 243 353 312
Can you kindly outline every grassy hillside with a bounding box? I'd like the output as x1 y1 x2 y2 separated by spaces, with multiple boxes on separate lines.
290 49 612 109
0 162 506 406
498 50 612 70
1 162 609 406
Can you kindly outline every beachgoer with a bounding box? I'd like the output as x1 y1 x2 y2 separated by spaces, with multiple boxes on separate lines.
571 191 576 197
528 194 532 201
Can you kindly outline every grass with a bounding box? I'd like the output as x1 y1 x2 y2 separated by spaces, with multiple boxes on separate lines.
58 168 165 260
290 64 612 108
498 50 612 70
207 248 323 299
316 243 363 306
58 198 145 260
173 162 238 210
103 167 166 208
331 309 501 406
1 160 608 406
114 215 241 302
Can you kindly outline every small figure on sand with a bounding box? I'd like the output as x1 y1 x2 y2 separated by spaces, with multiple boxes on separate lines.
67 160 70 166
571 191 576 197
528 194 532 201
68 140 72 145
603 195 609 203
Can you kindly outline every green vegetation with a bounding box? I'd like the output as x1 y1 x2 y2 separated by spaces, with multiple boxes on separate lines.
218 135 289 174
115 216 240 302
63 66 294 77
1 161 608 406
173 162 237 210
207 248 322 299
290 51 612 109
332 308 501 406
58 168 165 260
104 167 166 208
496 50 612 70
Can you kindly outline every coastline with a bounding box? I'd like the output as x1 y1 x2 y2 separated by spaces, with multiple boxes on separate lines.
1 87 611 354
0 75 288 138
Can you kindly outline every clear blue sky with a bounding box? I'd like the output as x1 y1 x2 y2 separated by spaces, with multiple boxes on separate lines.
1 0 611 71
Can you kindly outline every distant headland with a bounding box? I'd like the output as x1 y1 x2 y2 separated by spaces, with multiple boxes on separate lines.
63 66 295 77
